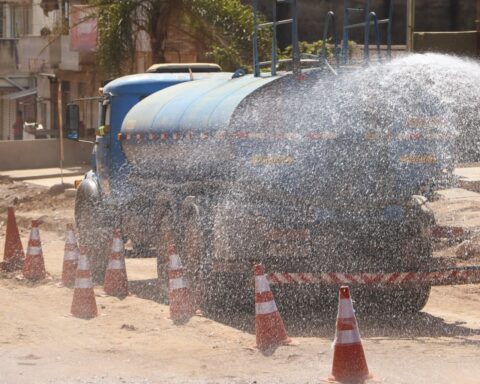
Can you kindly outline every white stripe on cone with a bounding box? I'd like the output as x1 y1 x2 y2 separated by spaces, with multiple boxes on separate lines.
169 277 188 290
255 275 271 293
66 231 77 244
334 329 362 345
75 277 93 289
112 238 124 253
27 246 42 255
169 254 183 269
255 300 278 315
30 228 40 240
77 254 90 270
64 250 78 261
107 259 124 270
338 298 355 318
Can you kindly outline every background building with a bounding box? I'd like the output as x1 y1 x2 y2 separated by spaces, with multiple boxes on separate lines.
1 0 478 142
0 0 212 141
0 0 99 140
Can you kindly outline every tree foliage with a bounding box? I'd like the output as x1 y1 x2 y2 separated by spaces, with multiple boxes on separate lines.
91 0 270 77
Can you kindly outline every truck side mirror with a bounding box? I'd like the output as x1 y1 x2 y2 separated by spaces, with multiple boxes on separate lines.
65 103 80 140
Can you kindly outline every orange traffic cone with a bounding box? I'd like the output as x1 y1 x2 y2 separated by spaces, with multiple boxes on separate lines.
2 207 25 271
168 237 194 324
61 224 79 287
328 286 372 383
22 220 46 280
254 264 294 352
103 229 128 297
71 246 98 319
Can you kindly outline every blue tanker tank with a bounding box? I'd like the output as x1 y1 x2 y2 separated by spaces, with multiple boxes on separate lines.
120 70 451 206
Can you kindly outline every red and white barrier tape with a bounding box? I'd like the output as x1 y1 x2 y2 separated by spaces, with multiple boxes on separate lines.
431 225 465 239
117 130 452 143
266 267 480 287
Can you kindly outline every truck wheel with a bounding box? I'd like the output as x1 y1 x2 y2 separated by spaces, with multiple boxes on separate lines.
357 286 431 315
75 197 112 284
389 286 431 313
365 197 433 315
204 272 253 314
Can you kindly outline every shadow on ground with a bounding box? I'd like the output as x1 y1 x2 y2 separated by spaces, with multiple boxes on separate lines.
129 279 168 304
128 278 480 343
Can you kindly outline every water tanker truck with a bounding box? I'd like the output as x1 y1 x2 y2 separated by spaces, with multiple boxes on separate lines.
70 2 458 313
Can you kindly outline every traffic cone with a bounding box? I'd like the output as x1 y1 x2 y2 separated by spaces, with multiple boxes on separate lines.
71 245 98 319
22 220 46 280
61 224 79 287
168 237 195 324
103 229 128 297
2 207 25 271
328 286 372 383
254 264 293 352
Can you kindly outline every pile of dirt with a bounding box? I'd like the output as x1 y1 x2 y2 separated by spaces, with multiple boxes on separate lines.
0 178 75 235
0 178 47 213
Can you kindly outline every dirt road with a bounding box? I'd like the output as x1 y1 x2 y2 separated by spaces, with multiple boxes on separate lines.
0 178 479 384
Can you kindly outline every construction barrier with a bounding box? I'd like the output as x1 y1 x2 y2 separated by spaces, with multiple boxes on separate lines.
167 232 195 324
328 286 373 383
61 224 79 287
22 220 47 280
254 264 294 352
103 229 129 297
266 266 480 287
1 207 25 271
71 245 98 319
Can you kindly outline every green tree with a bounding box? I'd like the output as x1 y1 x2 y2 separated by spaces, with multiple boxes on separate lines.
91 0 270 77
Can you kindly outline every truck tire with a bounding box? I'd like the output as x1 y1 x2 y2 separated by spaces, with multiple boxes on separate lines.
178 196 253 313
387 286 431 313
390 196 433 313
358 198 434 315
355 286 431 315
204 272 253 314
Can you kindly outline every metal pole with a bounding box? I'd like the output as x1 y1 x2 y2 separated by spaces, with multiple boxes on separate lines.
271 0 277 76
406 0 415 52
363 0 371 61
477 0 480 55
253 0 260 77
387 0 394 58
57 81 64 185
291 0 300 75
341 0 349 64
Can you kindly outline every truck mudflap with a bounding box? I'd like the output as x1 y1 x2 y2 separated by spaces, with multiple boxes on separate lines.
265 266 480 287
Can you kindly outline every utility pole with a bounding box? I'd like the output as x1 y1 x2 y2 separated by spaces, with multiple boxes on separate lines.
406 0 415 52
57 81 64 185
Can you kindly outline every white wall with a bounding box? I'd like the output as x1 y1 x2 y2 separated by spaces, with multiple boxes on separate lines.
31 0 60 36
59 35 80 71
0 139 93 170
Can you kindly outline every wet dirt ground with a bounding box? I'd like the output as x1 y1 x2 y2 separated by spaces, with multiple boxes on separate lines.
0 178 479 384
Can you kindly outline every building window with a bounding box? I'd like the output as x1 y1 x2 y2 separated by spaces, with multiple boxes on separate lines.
12 4 32 37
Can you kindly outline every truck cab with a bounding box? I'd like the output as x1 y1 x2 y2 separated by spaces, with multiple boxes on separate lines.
70 64 232 281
